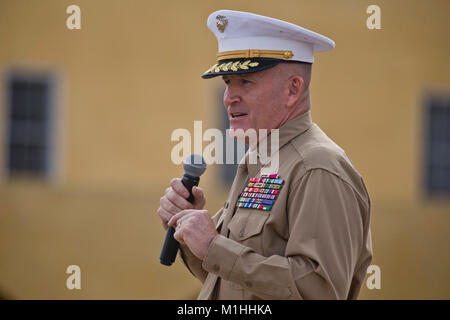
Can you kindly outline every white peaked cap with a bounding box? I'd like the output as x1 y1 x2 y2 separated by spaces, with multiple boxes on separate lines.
202 10 335 79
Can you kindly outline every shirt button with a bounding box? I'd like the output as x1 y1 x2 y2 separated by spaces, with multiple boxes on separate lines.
239 230 245 238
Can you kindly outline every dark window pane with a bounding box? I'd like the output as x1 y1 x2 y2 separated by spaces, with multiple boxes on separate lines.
425 96 450 196
8 145 46 173
6 76 50 177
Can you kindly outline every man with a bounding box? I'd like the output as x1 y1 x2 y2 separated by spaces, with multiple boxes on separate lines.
157 10 372 299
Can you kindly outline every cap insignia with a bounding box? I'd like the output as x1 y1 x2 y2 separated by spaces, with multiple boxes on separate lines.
216 15 228 33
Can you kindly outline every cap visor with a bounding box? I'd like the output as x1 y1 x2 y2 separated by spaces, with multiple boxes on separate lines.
201 58 281 79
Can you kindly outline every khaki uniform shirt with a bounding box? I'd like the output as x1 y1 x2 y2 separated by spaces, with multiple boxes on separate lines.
180 111 373 299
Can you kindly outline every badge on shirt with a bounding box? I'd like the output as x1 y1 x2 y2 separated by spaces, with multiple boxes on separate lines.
237 174 284 211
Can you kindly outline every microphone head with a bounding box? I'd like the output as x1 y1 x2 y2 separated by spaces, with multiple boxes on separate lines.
183 154 207 177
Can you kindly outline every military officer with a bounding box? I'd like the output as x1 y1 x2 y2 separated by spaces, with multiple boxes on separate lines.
157 10 372 299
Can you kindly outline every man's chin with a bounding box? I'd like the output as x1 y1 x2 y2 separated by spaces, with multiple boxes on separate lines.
229 126 248 136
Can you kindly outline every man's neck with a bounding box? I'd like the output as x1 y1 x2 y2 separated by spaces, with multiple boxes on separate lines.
277 93 311 129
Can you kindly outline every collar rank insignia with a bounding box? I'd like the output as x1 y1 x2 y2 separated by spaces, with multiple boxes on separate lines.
237 174 284 211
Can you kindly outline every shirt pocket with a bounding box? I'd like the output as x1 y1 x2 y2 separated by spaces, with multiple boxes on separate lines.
227 208 270 252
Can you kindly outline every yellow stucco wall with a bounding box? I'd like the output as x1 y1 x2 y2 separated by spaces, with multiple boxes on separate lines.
0 0 449 299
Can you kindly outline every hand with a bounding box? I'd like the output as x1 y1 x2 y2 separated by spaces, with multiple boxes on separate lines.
157 178 206 230
168 209 218 260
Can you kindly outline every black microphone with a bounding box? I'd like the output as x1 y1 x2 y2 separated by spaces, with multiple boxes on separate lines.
160 154 207 266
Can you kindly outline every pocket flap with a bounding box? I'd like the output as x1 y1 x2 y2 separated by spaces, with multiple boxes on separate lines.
228 209 270 241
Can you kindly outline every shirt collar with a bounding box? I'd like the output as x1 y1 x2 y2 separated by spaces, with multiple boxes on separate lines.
275 110 313 152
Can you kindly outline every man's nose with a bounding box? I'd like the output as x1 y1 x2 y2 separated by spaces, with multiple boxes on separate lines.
223 86 241 107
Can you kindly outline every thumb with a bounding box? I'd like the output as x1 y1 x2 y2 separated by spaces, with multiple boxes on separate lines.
192 186 206 209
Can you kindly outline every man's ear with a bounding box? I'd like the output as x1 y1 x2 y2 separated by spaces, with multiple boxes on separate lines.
286 75 304 108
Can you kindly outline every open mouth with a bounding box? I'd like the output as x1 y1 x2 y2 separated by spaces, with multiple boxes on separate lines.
231 112 248 119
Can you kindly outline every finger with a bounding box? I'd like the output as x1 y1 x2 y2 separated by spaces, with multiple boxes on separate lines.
157 206 173 224
170 178 190 199
160 196 182 215
157 207 173 230
166 188 194 211
173 228 184 244
192 186 206 209
176 212 194 229
174 209 209 231
168 210 195 228
192 186 203 195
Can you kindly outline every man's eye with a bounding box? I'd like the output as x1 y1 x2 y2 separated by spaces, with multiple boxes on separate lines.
240 79 251 84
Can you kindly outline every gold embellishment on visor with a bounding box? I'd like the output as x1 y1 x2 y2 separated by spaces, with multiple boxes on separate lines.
204 60 260 74
217 49 294 61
